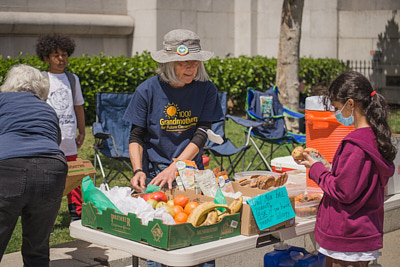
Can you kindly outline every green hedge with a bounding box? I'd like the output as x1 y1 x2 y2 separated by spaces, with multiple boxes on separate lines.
0 52 348 124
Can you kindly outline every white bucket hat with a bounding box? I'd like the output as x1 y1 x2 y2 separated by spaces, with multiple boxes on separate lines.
151 29 214 63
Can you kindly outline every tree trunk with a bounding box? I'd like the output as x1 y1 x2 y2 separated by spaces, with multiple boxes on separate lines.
276 0 304 133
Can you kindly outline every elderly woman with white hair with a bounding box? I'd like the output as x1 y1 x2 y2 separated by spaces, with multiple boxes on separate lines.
0 64 68 266
123 28 221 267
123 29 224 192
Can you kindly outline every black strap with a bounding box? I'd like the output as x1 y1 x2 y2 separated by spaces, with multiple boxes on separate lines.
133 169 145 176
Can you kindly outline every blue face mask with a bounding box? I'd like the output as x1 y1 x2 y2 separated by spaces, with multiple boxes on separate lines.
334 101 354 126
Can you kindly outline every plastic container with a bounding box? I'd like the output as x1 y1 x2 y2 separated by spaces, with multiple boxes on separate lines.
264 243 325 267
291 187 323 217
271 156 306 173
305 96 354 187
295 253 326 267
233 171 281 181
276 170 307 197
285 170 306 185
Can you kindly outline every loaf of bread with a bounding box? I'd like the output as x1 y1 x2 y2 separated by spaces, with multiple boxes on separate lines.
291 146 318 160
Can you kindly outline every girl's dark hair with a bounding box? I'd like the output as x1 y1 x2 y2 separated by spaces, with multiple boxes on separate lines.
326 70 396 162
36 33 75 61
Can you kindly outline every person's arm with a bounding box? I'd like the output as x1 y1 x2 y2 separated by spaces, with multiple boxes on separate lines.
129 142 146 192
128 125 146 192
150 121 210 189
150 142 200 190
308 142 369 203
74 105 85 148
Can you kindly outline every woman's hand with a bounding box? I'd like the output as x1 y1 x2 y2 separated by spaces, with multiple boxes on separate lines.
130 172 146 193
150 162 177 190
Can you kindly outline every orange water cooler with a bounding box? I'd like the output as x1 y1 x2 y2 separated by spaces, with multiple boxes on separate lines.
305 96 354 187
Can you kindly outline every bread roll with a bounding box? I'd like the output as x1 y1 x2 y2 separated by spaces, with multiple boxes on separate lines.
304 147 318 154
291 146 318 160
292 146 305 160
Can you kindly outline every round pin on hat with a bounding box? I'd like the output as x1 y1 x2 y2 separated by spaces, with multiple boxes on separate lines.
177 45 189 56
151 29 214 63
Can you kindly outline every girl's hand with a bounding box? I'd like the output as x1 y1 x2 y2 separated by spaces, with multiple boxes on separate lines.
317 152 331 170
150 162 177 190
299 152 318 168
296 151 331 170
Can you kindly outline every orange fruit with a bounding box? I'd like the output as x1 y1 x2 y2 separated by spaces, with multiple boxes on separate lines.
184 201 199 215
174 195 190 208
172 205 184 215
174 212 188 224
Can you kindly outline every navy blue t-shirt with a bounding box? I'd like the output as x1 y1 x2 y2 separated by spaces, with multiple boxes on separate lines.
123 76 224 170
0 92 64 160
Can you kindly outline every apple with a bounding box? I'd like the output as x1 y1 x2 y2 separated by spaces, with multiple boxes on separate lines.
165 205 176 218
156 201 167 209
142 192 154 202
167 200 175 207
151 191 168 203
147 199 158 209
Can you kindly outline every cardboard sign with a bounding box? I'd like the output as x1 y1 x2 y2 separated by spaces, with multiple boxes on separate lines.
246 187 295 230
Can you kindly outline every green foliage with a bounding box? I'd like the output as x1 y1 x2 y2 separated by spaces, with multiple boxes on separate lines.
205 56 278 111
0 52 158 124
0 53 348 123
64 52 158 124
299 57 350 94
206 56 349 111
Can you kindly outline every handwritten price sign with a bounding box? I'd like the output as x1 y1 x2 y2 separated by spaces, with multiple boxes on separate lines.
246 187 295 230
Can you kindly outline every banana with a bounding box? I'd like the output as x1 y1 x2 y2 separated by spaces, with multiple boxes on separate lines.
228 196 243 214
187 201 230 227
199 210 218 226
217 211 229 222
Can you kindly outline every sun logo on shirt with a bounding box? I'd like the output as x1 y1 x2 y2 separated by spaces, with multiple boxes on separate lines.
164 103 180 119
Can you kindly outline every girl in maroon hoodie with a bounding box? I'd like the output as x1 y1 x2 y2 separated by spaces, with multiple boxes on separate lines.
300 71 396 267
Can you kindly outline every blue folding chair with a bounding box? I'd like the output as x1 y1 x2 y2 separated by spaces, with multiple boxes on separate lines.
227 86 305 171
92 92 134 185
203 91 251 177
283 106 306 144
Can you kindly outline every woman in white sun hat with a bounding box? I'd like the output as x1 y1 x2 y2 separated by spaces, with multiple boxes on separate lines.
123 29 223 189
123 29 222 266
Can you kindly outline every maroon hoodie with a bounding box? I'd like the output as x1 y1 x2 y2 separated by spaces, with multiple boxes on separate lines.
309 127 395 252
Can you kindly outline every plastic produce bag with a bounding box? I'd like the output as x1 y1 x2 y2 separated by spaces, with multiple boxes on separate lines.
145 184 161 193
214 188 228 212
81 176 122 214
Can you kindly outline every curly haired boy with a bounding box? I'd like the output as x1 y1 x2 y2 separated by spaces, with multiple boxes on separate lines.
36 33 86 222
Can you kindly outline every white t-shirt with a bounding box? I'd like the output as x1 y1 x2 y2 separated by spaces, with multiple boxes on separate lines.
46 72 84 156
318 245 379 262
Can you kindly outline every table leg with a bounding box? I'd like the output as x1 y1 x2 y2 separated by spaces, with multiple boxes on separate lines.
132 255 139 267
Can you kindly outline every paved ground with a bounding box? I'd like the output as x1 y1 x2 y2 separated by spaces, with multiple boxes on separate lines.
1 229 399 266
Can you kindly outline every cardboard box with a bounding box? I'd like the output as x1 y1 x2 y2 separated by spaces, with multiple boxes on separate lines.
231 182 295 236
64 158 96 196
386 135 400 196
81 189 241 250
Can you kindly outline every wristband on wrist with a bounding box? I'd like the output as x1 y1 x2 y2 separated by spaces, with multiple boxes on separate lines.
133 169 145 175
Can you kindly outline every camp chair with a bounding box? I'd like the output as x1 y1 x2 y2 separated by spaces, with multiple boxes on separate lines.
283 106 306 145
92 92 133 185
203 91 251 177
227 86 305 172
